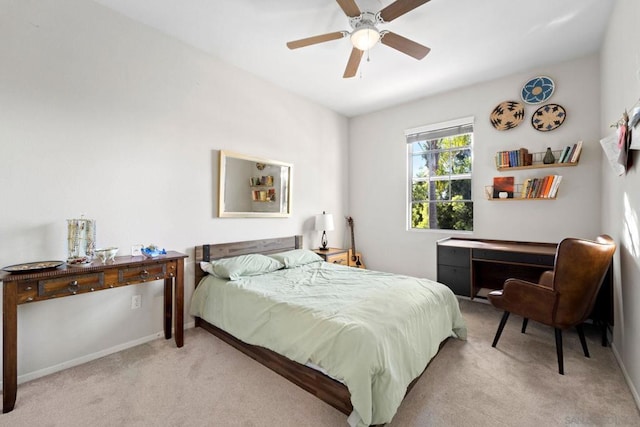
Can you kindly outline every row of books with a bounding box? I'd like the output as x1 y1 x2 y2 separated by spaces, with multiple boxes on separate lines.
495 148 532 168
557 141 583 163
520 175 563 199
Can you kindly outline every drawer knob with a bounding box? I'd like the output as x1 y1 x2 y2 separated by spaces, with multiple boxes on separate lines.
140 270 150 279
109 285 115 288
90 288 95 292
68 280 79 294
26 297 33 302
26 286 33 291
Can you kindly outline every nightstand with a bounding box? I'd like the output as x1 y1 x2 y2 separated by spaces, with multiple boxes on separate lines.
312 247 349 266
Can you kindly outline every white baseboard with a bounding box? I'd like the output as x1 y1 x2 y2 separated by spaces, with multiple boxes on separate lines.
0 321 195 387
611 342 640 410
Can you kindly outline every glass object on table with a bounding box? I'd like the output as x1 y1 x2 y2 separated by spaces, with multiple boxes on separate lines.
67 216 96 264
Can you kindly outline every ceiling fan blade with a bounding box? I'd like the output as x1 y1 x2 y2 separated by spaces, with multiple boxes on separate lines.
343 48 364 78
379 0 431 23
380 31 430 60
286 32 346 49
336 0 361 18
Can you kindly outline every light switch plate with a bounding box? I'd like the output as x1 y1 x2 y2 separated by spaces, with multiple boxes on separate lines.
131 244 143 257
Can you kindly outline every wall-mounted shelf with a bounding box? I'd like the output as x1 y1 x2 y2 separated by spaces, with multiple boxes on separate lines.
486 175 562 201
496 161 578 172
496 143 582 171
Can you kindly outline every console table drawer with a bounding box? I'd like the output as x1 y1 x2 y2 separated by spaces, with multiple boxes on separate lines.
118 261 175 285
472 249 554 267
17 282 37 304
38 273 105 298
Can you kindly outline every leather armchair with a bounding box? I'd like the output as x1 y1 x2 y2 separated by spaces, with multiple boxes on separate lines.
488 235 616 374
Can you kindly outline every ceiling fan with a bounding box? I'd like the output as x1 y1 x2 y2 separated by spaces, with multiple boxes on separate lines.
286 0 432 78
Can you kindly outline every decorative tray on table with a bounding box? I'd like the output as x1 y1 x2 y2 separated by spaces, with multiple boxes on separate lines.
2 260 64 273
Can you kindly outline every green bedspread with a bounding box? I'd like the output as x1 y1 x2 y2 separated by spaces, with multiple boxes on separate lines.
190 261 467 426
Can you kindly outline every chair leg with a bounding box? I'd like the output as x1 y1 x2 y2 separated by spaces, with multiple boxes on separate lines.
576 324 590 358
521 318 528 333
492 311 510 348
555 328 564 375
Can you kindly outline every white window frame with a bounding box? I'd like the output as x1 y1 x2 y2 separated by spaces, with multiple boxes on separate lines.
405 116 474 232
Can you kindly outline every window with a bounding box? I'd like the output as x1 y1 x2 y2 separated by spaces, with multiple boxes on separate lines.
406 117 473 231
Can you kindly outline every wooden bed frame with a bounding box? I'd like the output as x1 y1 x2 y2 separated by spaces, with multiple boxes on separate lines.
193 235 442 420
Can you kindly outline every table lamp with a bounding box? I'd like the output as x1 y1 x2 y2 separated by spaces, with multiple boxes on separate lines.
314 211 334 251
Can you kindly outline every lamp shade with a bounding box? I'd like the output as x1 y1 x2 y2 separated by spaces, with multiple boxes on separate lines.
314 212 335 231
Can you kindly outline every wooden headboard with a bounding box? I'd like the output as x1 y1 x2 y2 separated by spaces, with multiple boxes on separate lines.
193 235 303 288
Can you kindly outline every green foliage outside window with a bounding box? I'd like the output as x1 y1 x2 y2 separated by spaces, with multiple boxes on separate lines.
410 133 473 231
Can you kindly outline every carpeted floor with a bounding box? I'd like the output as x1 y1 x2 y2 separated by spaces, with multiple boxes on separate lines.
2 299 639 426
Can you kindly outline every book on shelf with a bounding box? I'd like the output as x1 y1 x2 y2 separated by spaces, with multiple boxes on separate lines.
492 176 515 198
570 140 583 163
534 177 545 198
558 146 571 163
520 178 531 198
549 175 563 198
565 143 577 162
527 178 537 198
540 175 550 197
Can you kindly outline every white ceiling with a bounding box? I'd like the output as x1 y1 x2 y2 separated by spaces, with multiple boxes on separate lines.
91 0 614 117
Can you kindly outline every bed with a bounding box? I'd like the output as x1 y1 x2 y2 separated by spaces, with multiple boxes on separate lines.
192 236 467 426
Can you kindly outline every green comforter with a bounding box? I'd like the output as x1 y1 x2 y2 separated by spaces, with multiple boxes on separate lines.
190 261 467 426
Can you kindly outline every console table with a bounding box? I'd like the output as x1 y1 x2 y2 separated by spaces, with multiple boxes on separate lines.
0 251 187 413
436 237 612 344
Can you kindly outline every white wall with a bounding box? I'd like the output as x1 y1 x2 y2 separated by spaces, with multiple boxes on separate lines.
600 0 640 406
0 0 348 381
349 55 602 278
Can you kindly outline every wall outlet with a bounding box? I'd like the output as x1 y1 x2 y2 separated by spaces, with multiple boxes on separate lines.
131 295 141 309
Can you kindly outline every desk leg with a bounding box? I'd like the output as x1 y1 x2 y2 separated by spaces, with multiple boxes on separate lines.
164 277 173 340
174 258 184 348
3 282 18 413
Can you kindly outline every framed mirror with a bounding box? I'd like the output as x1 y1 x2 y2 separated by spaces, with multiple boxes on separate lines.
218 150 292 218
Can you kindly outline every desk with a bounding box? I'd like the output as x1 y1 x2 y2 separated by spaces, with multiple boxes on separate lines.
436 238 612 342
0 251 187 413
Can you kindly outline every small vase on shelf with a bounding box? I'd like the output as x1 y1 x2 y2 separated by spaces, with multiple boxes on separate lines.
543 147 555 164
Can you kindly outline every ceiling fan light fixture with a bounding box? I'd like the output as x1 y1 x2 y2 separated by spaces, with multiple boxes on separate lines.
350 25 380 51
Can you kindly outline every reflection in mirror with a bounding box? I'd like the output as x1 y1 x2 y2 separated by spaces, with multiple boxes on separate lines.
218 150 292 218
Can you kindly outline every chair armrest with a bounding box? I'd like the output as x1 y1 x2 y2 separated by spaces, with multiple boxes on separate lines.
496 278 557 326
538 270 554 288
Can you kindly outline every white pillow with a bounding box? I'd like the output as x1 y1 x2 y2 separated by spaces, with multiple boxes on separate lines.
200 254 283 280
268 249 323 268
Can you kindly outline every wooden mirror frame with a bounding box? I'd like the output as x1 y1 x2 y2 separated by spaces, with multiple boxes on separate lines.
218 150 292 218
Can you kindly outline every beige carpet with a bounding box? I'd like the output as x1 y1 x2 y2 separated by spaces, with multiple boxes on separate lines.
2 299 639 426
